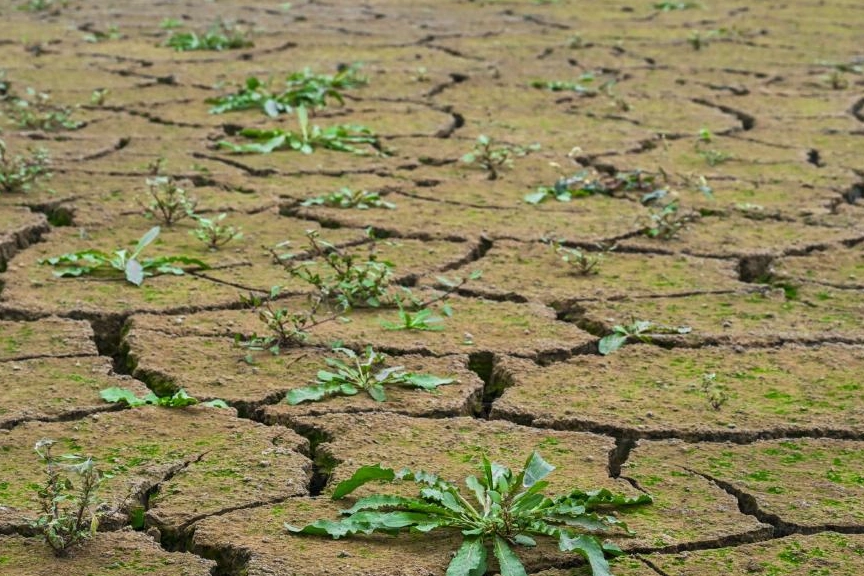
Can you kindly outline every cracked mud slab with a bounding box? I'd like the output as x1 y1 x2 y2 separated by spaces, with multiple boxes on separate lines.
773 244 864 289
577 285 864 346
126 294 595 359
0 530 215 576
491 344 864 440
0 207 49 268
626 438 864 531
0 406 310 535
0 356 148 429
0 318 97 361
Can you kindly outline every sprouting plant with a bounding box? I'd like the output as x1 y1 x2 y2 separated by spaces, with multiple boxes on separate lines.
164 21 253 51
697 148 732 166
279 230 395 310
82 25 122 43
39 226 209 286
530 73 597 94
159 18 183 30
219 107 384 156
381 303 445 332
568 35 584 48
100 387 228 408
413 67 430 82
598 320 692 355
4 89 82 131
31 439 103 557
644 200 696 240
287 451 652 576
697 128 713 143
525 169 665 205
18 0 63 11
302 188 395 210
140 176 197 226
235 288 332 355
548 240 607 276
207 65 366 116
90 88 109 106
461 135 540 181
380 270 481 331
191 213 243 250
285 347 454 404
0 139 51 194
825 70 849 90
698 373 728 410
654 1 700 10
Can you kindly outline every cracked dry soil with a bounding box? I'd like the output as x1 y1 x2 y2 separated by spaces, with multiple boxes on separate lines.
0 0 863 575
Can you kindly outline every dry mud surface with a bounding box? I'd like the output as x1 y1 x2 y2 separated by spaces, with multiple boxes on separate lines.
0 0 862 575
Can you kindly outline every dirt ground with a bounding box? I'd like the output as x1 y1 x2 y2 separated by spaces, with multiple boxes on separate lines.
0 0 862 575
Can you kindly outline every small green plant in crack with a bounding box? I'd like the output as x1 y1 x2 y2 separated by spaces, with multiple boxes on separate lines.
654 1 700 10
698 372 728 410
4 89 82 131
380 270 482 331
598 320 692 355
525 169 666 205
218 107 385 156
285 346 454 404
279 230 395 310
302 187 395 210
39 226 209 286
164 21 253 51
0 138 51 194
547 239 612 276
191 213 243 250
287 451 652 576
381 302 445 332
530 73 597 95
140 176 198 226
644 200 697 240
461 135 540 181
31 439 104 557
235 288 334 355
696 147 732 166
208 65 366 116
82 25 123 43
100 387 228 408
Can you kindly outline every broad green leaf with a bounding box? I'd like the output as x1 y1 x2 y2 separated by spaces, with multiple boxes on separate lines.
404 373 454 390
558 533 612 576
493 535 528 576
465 475 486 506
446 536 487 576
367 383 387 402
202 399 230 408
513 534 536 547
598 333 627 355
100 387 145 407
524 189 550 205
285 384 332 405
125 258 144 286
522 451 555 488
332 464 396 499
133 226 161 258
341 494 450 516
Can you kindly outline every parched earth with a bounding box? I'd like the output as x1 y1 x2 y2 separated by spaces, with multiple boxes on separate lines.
0 0 862 575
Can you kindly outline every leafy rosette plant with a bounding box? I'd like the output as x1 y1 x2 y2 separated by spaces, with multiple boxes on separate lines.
286 451 652 576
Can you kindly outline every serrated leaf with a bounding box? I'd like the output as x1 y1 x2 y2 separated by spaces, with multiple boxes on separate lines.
493 535 528 576
446 536 487 576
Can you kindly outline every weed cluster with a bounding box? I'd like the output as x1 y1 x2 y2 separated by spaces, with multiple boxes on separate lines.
526 169 666 205
288 451 652 576
302 187 395 210
599 319 692 355
0 138 51 194
101 387 228 408
236 289 326 354
644 200 698 240
547 239 611 276
165 21 253 51
140 176 197 226
31 439 104 557
2 88 82 131
462 135 540 180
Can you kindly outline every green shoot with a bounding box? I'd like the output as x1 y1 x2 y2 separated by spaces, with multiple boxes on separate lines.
461 135 540 180
235 289 328 355
31 439 103 557
654 1 700 10
525 169 665 205
697 148 732 166
159 18 183 30
100 387 228 408
140 176 197 226
598 320 692 355
302 188 395 210
82 25 122 43
207 65 366 116
164 21 253 51
3 88 82 131
381 304 445 332
644 200 696 240
90 89 109 106
530 73 597 94
191 213 243 250
548 240 609 276
18 0 63 12
699 372 728 410
219 107 384 155
39 226 209 286
0 138 51 194
287 451 652 576
285 347 454 404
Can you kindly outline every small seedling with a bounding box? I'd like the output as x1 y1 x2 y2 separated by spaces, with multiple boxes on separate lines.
165 21 253 51
100 387 228 408
191 213 243 250
0 138 51 194
208 65 366 116
699 372 728 410
697 148 732 166
281 230 395 310
302 187 395 210
530 73 597 94
654 1 700 10
526 169 665 205
462 135 539 180
381 302 445 331
140 176 197 226
285 347 454 404
159 18 183 30
236 289 328 355
644 200 696 240
598 320 692 355
89 88 109 106
4 89 82 131
697 128 713 143
287 451 651 576
83 25 122 43
31 439 103 557
40 226 209 286
549 240 606 275
18 0 63 11
219 107 383 155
